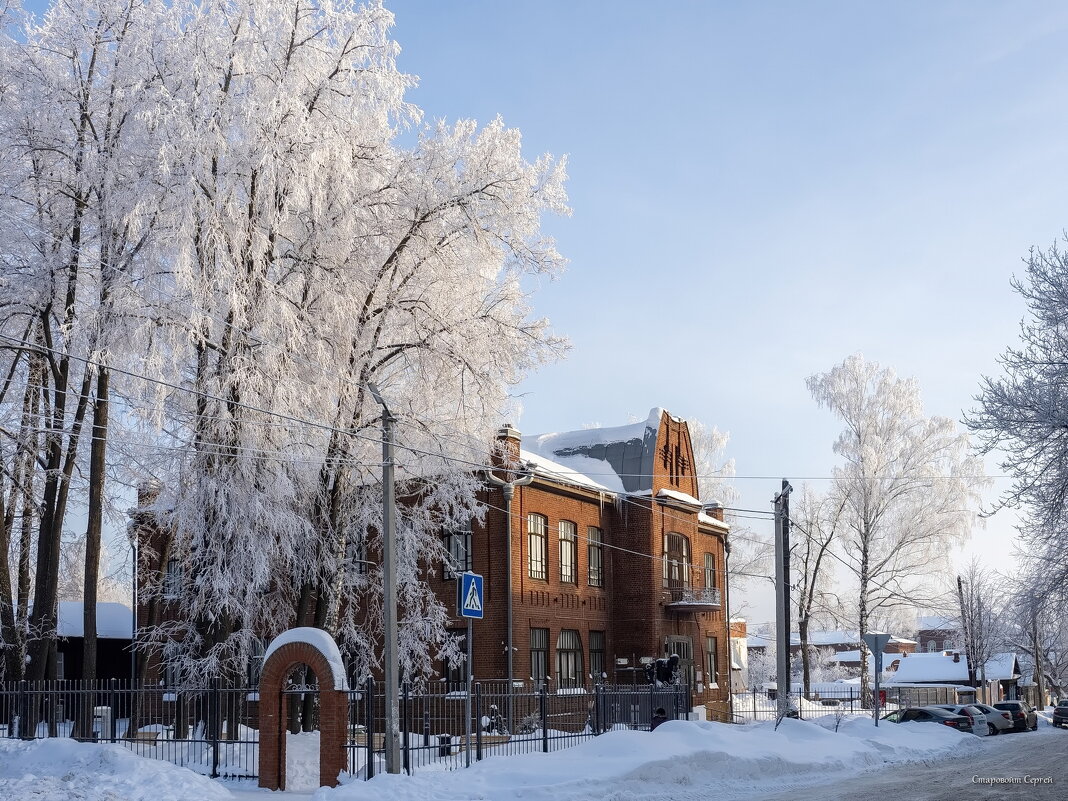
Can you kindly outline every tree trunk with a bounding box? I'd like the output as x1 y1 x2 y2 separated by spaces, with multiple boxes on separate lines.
82 368 109 684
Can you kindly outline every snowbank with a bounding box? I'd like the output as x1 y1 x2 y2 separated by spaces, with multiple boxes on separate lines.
313 717 984 801
0 738 232 801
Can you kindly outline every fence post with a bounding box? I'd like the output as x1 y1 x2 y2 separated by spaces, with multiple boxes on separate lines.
539 684 548 753
475 683 483 761
210 676 221 779
402 682 410 776
797 687 803 721
109 679 118 742
364 677 375 780
673 684 681 720
18 680 28 740
423 709 430 748
593 684 601 735
649 681 655 728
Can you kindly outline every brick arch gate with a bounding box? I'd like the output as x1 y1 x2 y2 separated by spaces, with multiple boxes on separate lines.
257 628 349 790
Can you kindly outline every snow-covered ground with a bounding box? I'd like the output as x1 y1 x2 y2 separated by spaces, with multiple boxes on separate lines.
0 715 988 801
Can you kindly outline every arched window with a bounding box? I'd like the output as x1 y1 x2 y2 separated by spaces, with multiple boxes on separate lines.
662 533 691 589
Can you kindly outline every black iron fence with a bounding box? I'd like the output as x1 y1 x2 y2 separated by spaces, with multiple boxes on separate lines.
0 679 259 778
1 679 691 781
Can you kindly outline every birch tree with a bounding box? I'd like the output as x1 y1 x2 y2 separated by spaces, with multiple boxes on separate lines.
790 485 846 697
807 354 986 705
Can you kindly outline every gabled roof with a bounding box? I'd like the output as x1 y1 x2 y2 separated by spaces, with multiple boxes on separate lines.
890 652 969 684
524 408 664 494
981 652 1021 681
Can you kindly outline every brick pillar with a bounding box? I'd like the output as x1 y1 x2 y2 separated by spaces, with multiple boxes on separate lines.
258 639 348 790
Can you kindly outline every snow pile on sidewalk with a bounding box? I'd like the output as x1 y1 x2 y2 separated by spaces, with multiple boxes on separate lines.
0 737 232 801
315 717 985 801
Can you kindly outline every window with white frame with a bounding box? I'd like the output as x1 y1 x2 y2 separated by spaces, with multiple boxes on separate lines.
587 526 604 587
705 636 719 687
163 558 183 599
662 533 691 589
443 524 472 579
559 521 577 583
704 553 716 589
556 629 583 688
528 513 548 580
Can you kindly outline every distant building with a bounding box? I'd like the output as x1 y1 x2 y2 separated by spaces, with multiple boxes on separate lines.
54 601 134 681
916 615 960 653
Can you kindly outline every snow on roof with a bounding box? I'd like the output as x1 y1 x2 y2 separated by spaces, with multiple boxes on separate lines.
57 602 133 640
890 652 969 684
263 627 349 690
656 488 702 506
981 652 1021 681
519 449 620 493
523 408 663 494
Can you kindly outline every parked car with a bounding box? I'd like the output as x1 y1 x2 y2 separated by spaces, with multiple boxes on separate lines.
1051 700 1068 728
882 706 973 733
971 702 1015 735
932 704 990 736
991 700 1038 732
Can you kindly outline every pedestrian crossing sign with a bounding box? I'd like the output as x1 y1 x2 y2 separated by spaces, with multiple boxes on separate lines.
459 572 484 619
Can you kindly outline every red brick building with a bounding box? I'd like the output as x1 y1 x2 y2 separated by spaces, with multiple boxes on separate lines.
431 408 731 712
133 408 732 713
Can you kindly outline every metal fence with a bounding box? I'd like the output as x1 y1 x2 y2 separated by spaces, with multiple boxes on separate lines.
1 679 691 781
732 684 968 723
0 679 259 778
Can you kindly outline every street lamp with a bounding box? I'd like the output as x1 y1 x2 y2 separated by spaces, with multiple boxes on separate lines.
483 431 534 733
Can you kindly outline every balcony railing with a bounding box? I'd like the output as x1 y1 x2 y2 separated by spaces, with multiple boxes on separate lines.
665 587 722 610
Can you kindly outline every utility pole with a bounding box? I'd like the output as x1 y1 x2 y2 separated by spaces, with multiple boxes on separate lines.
367 382 401 775
773 479 793 722
483 427 533 734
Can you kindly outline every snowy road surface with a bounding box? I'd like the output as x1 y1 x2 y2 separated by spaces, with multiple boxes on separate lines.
756 724 1065 801
8 715 1062 801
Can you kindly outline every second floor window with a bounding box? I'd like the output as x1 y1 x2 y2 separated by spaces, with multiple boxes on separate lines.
587 526 604 587
704 553 716 589
528 513 548 580
163 558 182 599
662 532 691 589
559 521 577 583
443 525 472 579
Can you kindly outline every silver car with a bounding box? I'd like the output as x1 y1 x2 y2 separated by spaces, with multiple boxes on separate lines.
934 704 990 736
971 702 1014 735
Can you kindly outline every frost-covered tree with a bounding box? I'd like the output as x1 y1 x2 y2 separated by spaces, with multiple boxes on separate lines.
790 485 847 697
968 238 1068 609
0 0 568 688
807 354 986 705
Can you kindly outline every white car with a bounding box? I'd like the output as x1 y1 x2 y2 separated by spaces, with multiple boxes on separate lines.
933 704 990 736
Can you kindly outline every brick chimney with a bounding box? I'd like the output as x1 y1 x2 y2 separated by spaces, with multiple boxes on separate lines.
495 424 522 466
703 501 725 522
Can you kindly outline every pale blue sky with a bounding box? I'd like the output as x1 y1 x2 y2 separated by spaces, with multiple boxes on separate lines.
387 1 1068 622
18 1 1068 622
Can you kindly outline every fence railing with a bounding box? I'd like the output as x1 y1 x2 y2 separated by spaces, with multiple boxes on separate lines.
1 679 691 781
0 679 259 778
731 684 967 723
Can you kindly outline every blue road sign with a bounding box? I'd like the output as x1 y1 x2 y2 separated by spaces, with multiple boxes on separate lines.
459 572 484 619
